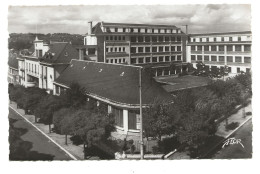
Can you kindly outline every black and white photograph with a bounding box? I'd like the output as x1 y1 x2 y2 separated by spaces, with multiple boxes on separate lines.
2 0 260 173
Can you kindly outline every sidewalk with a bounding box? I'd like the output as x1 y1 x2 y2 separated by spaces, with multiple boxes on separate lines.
9 102 85 160
215 102 252 138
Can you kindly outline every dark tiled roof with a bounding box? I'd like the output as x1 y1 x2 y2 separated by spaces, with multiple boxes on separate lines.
8 52 18 69
55 60 173 106
40 43 79 64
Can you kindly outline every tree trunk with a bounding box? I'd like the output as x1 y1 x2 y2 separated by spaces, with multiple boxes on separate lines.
65 134 68 145
83 143 86 159
49 124 51 133
35 116 37 123
242 106 246 118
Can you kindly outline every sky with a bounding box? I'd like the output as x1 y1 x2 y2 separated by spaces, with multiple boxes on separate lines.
8 4 251 34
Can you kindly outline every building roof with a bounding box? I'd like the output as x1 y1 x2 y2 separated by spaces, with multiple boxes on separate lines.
189 31 252 37
40 43 79 64
156 75 211 93
101 22 179 29
8 52 18 69
54 60 173 107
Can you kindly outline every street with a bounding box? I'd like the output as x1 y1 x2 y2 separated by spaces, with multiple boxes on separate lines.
9 108 72 161
212 119 252 159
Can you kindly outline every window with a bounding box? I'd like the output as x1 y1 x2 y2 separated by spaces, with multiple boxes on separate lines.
128 111 138 130
204 45 209 51
115 28 118 32
204 55 209 61
191 55 196 60
197 46 202 51
171 37 176 42
115 48 117 52
227 56 233 62
246 68 250 73
237 68 240 73
118 36 121 40
123 47 125 52
229 37 233 42
221 37 225 42
122 28 126 32
197 55 202 61
159 36 163 42
112 107 123 127
165 46 170 52
130 28 134 33
177 55 182 61
145 29 148 33
152 47 157 52
138 36 143 42
165 56 170 62
177 46 181 51
159 56 164 62
152 29 154 33
159 46 163 52
227 45 233 51
110 36 113 40
200 38 202 42
165 37 170 42
219 56 225 62
119 47 121 52
177 36 181 42
152 57 157 62
238 36 241 41
138 58 144 63
235 56 242 63
115 59 118 63
211 45 217 51
235 45 241 51
214 38 217 42
219 45 224 51
138 47 144 53
152 36 157 42
145 36 150 42
111 59 114 63
171 46 176 51
110 48 113 52
206 38 209 42
158 29 161 33
171 56 176 61
106 48 109 52
211 56 217 61
191 46 196 51
119 59 121 63
106 36 109 40
244 57 251 63
131 47 136 53
131 36 137 42
244 45 251 52
122 36 125 40
228 67 231 73
145 47 150 53
138 28 141 33
131 58 137 64
145 57 151 63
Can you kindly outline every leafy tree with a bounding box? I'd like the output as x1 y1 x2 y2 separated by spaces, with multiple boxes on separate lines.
143 99 179 141
69 108 110 159
219 66 230 80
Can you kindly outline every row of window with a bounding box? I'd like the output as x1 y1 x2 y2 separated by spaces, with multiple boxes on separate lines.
105 27 181 34
26 62 40 74
131 55 182 64
130 46 182 53
130 36 182 43
191 35 251 42
106 46 126 53
106 58 126 64
105 35 126 41
204 65 251 74
191 45 251 52
191 55 251 63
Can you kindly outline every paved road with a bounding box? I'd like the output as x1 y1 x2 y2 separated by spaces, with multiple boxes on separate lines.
9 108 72 161
212 119 252 159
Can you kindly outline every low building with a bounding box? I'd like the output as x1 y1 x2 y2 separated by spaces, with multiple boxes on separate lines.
8 51 19 85
53 59 173 140
186 31 252 75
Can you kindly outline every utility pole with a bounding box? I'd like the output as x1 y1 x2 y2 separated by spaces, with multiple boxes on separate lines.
139 67 144 160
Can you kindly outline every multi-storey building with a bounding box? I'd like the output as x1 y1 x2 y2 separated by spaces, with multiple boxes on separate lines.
186 31 252 74
79 21 188 77
17 37 79 93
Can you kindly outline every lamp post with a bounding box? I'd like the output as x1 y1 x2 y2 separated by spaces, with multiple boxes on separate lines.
139 67 144 159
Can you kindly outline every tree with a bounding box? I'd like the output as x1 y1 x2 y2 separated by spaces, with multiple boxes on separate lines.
69 108 110 159
176 111 209 158
143 99 179 141
219 66 229 80
34 95 66 133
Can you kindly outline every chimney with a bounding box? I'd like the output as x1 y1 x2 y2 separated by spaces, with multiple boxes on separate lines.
88 21 92 35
